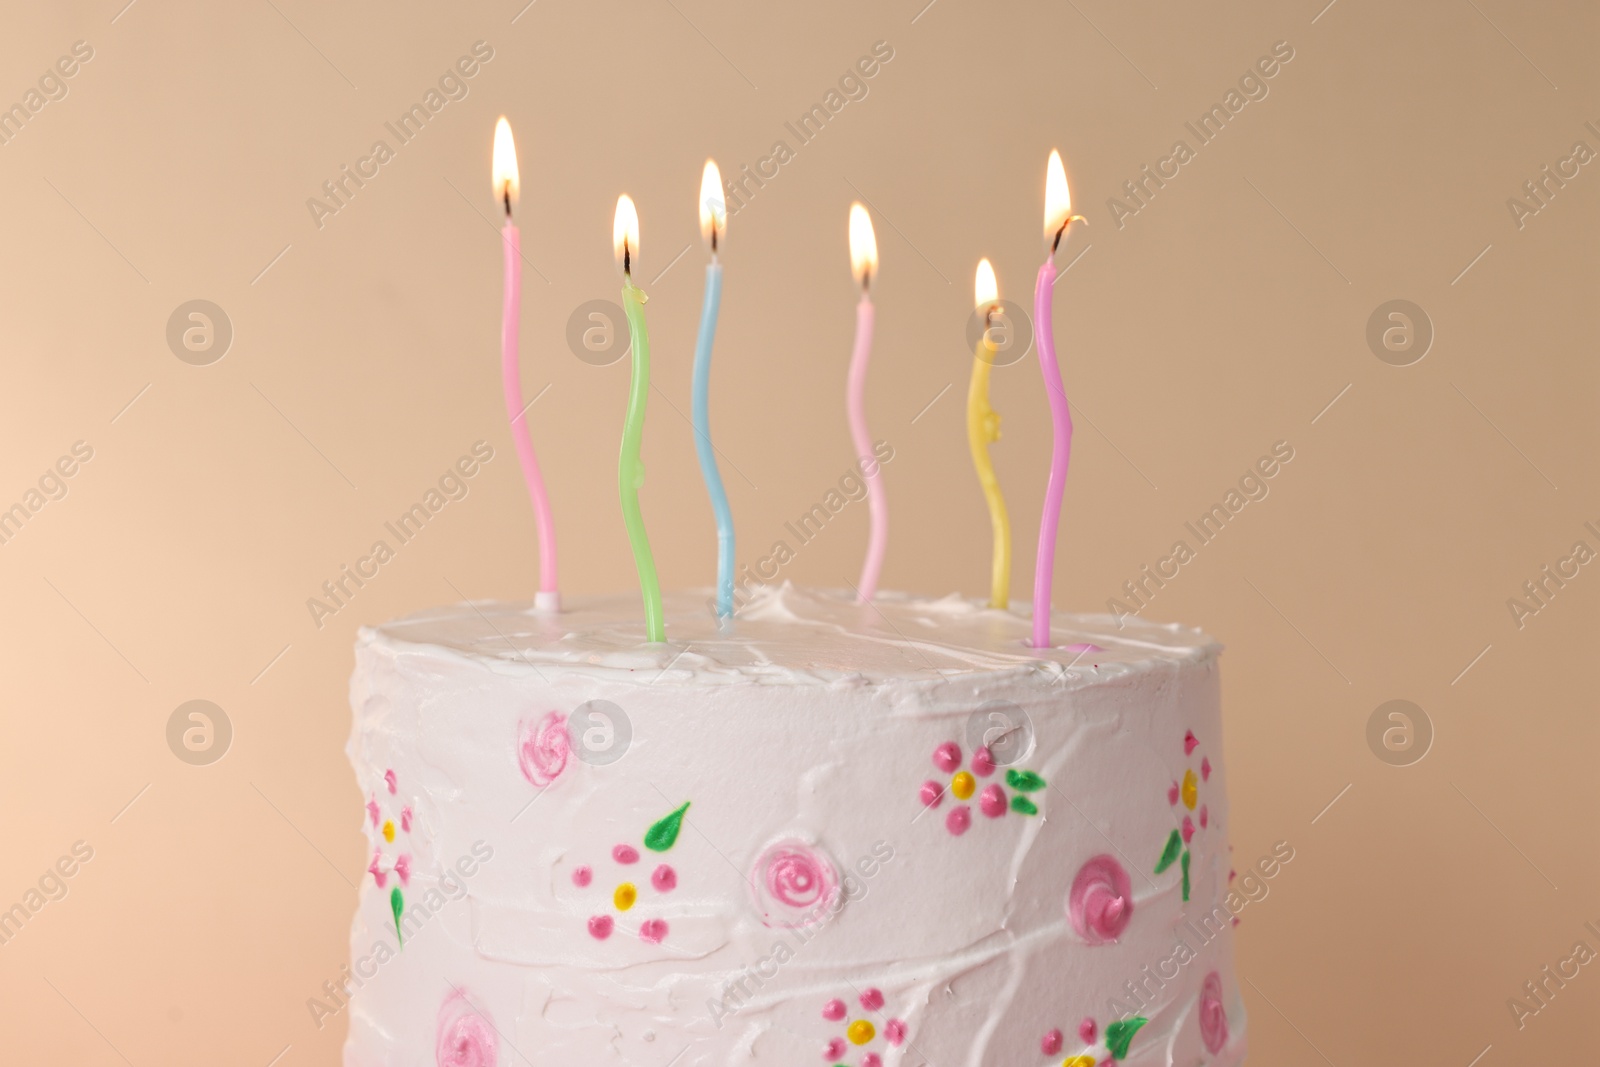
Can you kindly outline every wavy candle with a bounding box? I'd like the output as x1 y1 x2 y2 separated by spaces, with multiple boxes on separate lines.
614 194 665 643
967 258 1011 610
1031 149 1085 649
492 118 559 611
692 160 735 617
846 202 885 601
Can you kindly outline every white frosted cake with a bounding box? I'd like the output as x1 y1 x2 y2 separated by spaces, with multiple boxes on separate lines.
342 585 1246 1065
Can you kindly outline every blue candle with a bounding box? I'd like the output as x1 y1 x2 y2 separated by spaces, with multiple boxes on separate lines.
694 161 735 617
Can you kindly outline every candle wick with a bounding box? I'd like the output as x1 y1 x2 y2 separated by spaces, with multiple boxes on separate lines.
624 241 632 277
710 228 718 255
1051 223 1066 254
503 183 512 218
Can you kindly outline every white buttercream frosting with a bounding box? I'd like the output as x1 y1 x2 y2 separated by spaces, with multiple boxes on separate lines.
343 584 1247 1065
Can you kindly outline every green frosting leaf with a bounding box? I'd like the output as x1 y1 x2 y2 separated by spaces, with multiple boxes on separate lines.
645 802 691 852
1155 829 1182 873
1181 848 1191 902
1004 769 1047 793
1009 794 1039 816
1105 1016 1148 1059
390 886 404 946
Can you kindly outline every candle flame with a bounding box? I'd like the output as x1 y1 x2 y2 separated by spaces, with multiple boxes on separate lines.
492 117 520 214
699 159 726 252
974 257 998 310
848 202 877 289
613 194 640 276
1043 149 1072 247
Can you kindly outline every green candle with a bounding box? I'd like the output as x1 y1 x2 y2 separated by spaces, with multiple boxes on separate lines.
614 194 664 642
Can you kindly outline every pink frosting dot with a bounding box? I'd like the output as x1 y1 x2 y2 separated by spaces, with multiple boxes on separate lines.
1041 1028 1063 1054
863 1055 882 1067
384 768 397 794
884 1018 906 1045
638 918 668 944
1167 781 1180 805
394 854 411 887
1200 804 1209 828
1079 1016 1097 1043
824 1037 847 1058
366 798 381 828
1068 855 1134 944
859 987 884 1012
1201 756 1212 780
978 783 1007 818
368 851 387 889
1184 730 1199 755
971 746 996 777
613 844 640 865
572 865 593 888
822 998 847 1021
919 780 945 809
932 741 962 773
945 806 972 836
1182 814 1196 844
400 805 413 833
587 914 613 940
652 864 677 892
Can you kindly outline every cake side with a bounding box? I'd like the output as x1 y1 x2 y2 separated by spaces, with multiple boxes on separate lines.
342 587 1246 1065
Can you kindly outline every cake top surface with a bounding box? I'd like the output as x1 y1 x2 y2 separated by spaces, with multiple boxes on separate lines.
361 583 1219 688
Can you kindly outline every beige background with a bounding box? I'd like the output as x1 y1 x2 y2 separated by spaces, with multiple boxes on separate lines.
2 0 1595 1062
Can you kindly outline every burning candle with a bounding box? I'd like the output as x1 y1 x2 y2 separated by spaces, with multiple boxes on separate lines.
493 118 559 610
613 194 664 642
846 202 885 602
1031 149 1085 649
692 160 734 618
968 258 1011 610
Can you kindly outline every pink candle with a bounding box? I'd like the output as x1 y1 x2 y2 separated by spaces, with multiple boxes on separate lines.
1032 150 1083 649
494 118 559 611
846 203 886 602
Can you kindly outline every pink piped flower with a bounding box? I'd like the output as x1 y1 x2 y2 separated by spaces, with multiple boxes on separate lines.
1041 1028 1063 1055
613 844 639 865
1167 781 1180 806
394 854 411 887
1181 814 1196 844
384 768 397 794
979 783 1007 818
971 746 996 777
919 780 945 809
435 991 498 1067
639 918 668 944
587 915 614 940
1079 1016 1098 1043
883 1018 906 1045
1201 756 1212 780
822 999 847 1021
932 741 962 773
1068 855 1133 944
652 864 677 892
859 988 884 1012
1199 970 1229 1053
946 806 971 836
368 851 387 888
400 805 413 833
1184 730 1199 755
824 1037 847 1059
863 1055 882 1067
517 710 571 788
572 865 593 888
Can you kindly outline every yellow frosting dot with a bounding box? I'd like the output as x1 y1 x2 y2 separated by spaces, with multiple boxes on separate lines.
1063 1057 1096 1067
1181 769 1198 810
847 1019 875 1045
382 820 395 843
951 771 976 801
614 883 637 911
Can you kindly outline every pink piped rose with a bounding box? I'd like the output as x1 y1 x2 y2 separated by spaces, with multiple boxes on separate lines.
435 991 498 1067
1199 971 1229 1053
1068 854 1133 944
750 840 840 928
516 711 571 787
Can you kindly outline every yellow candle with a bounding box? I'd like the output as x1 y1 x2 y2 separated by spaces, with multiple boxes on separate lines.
967 258 1011 610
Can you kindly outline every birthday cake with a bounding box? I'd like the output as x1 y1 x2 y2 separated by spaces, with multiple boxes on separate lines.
342 584 1247 1065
